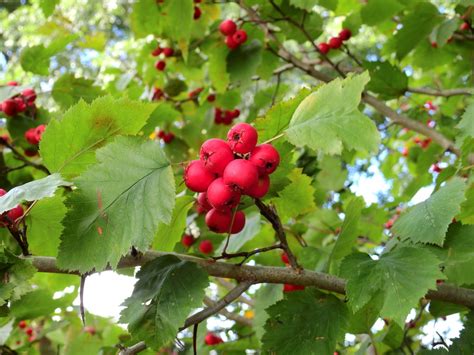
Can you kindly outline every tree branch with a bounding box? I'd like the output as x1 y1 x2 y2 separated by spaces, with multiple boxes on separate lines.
407 87 473 97
203 296 253 327
24 252 474 309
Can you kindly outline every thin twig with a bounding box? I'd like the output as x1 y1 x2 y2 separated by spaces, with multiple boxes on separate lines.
203 296 253 327
212 244 283 265
0 139 50 175
407 86 473 97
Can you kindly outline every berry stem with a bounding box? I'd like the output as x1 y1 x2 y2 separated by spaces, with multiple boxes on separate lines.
261 132 285 145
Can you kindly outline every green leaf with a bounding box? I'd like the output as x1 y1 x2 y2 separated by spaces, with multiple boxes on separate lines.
442 223 474 286
340 246 443 325
0 173 71 214
361 0 403 26
26 195 67 256
393 2 442 59
130 0 163 38
329 197 364 274
163 0 194 59
316 155 348 191
457 102 474 144
39 96 156 179
153 196 194 252
39 0 59 17
77 32 107 51
208 44 229 93
52 74 105 109
10 289 67 320
286 72 380 155
262 289 348 354
20 34 78 75
254 88 311 142
227 40 263 85
0 250 36 306
57 137 175 273
216 212 261 254
273 169 316 220
141 103 182 136
120 255 208 350
436 18 460 46
254 284 283 342
365 61 408 99
459 183 474 224
449 311 474 353
290 0 318 11
392 178 466 246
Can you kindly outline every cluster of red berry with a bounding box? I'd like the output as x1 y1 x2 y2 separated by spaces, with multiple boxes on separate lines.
214 107 240 125
181 234 214 255
184 123 280 236
317 28 352 54
24 124 46 146
219 19 247 50
0 188 23 227
157 129 175 144
18 320 35 343
0 82 37 117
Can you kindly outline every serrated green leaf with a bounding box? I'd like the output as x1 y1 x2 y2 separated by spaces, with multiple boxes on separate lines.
442 223 474 286
39 0 59 17
120 255 208 350
57 137 175 273
262 288 348 354
458 183 474 224
457 102 474 144
52 74 105 109
227 40 263 85
26 195 67 256
164 0 193 59
329 196 364 274
393 2 442 59
0 250 36 306
130 0 163 38
286 72 380 155
153 195 194 252
361 0 403 26
392 178 466 246
208 44 229 93
449 311 474 353
39 96 156 179
10 289 67 320
365 61 408 99
274 168 316 220
290 0 318 11
340 247 443 325
254 88 311 142
0 173 71 214
254 284 283 343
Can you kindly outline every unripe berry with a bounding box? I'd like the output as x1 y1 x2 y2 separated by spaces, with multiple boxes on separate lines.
283 284 305 292
227 123 258 154
318 43 330 54
200 138 234 175
223 159 259 193
230 210 246 234
196 192 212 214
205 332 223 345
249 144 280 175
22 88 36 103
232 30 247 45
163 47 174 57
18 320 27 329
205 208 232 233
328 37 342 49
182 234 194 248
7 205 24 223
246 174 270 198
225 35 239 50
184 160 216 192
207 178 241 210
338 28 352 41
193 6 201 20
152 47 163 56
2 99 18 116
219 19 237 36
199 239 213 254
155 60 166 71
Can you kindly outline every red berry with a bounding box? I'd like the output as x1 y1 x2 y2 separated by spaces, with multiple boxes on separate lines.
249 144 280 175
431 41 438 48
207 178 241 210
246 174 270 198
318 43 330 54
182 234 194 248
205 208 233 233
207 94 216 102
194 0 202 3
7 205 24 224
460 22 470 31
14 98 26 113
7 81 18 86
227 123 258 154
152 88 164 101
193 6 201 20
328 37 342 49
283 284 305 292
25 128 38 145
196 192 212 214
200 138 234 175
199 239 213 254
338 28 352 41
22 88 36 103
18 320 27 329
230 210 246 234
222 110 234 125
432 164 442 173
232 30 247 45
2 99 18 116
401 147 409 157
152 47 163 56
223 159 259 193
205 332 223 345
163 47 174 57
184 160 216 192
155 60 166 71
420 138 432 149
219 19 237 36
163 132 175 144
281 252 289 264
24 148 38 157
25 327 33 336
384 219 394 229
0 189 6 197
229 109 240 119
225 35 239 50
157 130 166 139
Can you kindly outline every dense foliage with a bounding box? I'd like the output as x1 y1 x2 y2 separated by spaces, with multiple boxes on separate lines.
0 0 473 354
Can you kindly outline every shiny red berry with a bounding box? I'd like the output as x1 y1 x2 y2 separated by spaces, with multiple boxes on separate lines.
223 159 259 193
338 28 352 41
184 160 216 192
230 210 246 234
205 332 223 345
200 138 234 175
207 178 241 210
283 284 305 292
163 47 174 57
18 320 27 329
227 123 258 154
155 60 166 71
225 35 239 50
22 88 36 103
205 209 232 233
328 37 342 49
196 192 212 214
193 6 201 20
182 234 194 248
219 20 237 36
199 239 213 254
232 30 247 45
2 99 18 116
281 253 289 264
247 174 270 198
318 43 330 54
207 94 216 102
152 47 163 56
249 144 280 175
7 205 24 223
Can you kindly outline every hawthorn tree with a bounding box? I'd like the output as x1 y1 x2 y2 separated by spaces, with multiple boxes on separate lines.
0 0 473 353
